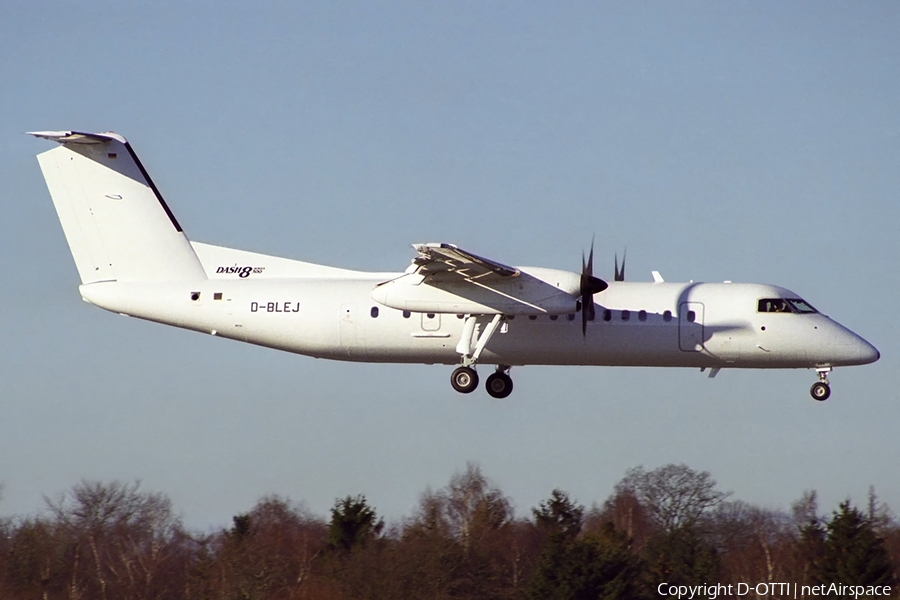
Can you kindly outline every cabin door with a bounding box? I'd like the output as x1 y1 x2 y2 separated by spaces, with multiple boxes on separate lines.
678 302 705 352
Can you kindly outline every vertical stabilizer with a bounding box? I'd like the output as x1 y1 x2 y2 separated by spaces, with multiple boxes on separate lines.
31 131 206 283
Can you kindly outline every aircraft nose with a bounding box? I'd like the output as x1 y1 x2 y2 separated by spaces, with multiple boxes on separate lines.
825 321 880 366
857 338 880 365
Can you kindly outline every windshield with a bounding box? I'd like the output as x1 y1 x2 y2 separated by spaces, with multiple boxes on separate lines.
786 298 817 313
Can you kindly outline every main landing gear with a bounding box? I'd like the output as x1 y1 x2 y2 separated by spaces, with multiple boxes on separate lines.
451 366 479 394
449 365 513 398
450 314 515 397
810 367 831 401
485 369 513 399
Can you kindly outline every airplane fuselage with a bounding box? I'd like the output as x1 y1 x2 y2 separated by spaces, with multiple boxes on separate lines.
78 274 877 370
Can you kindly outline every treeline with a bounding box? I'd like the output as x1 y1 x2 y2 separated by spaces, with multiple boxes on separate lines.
0 463 897 599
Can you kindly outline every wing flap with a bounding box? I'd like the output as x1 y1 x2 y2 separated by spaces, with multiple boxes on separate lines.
412 243 519 280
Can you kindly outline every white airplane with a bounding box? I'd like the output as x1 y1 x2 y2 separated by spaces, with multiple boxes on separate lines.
31 130 879 401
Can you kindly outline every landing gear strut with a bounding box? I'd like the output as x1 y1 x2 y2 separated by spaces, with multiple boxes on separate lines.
810 368 831 401
450 315 515 396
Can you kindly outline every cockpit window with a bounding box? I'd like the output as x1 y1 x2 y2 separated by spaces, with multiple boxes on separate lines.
786 298 817 313
757 298 818 314
758 298 789 313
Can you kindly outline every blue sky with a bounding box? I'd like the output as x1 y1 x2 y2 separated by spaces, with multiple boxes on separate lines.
1 2 898 530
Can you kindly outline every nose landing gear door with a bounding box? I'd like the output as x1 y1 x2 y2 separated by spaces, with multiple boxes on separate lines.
679 302 705 352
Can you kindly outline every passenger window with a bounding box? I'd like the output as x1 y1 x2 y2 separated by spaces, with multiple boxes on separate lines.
507 315 515 320
402 310 411 318
603 309 612 322
638 310 647 322
663 310 672 322
427 313 435 319
370 306 379 318
550 315 559 321
567 313 575 321
687 310 695 323
529 315 537 321
621 310 630 321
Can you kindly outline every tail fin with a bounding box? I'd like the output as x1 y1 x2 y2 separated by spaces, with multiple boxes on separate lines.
31 131 206 283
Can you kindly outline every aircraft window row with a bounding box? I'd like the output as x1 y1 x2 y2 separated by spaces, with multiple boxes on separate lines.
757 298 818 314
596 309 675 322
386 309 686 322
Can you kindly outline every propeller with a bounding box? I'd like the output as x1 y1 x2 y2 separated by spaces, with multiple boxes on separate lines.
614 249 626 282
580 240 609 336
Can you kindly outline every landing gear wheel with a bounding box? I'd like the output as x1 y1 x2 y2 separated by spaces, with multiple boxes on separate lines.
485 373 513 399
810 381 831 401
451 367 479 394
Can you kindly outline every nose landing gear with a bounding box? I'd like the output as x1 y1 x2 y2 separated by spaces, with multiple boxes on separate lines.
810 368 831 401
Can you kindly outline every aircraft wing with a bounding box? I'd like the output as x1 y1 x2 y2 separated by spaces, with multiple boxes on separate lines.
412 243 519 280
374 244 577 315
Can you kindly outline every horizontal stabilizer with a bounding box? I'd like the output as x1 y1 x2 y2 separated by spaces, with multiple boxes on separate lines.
28 130 127 145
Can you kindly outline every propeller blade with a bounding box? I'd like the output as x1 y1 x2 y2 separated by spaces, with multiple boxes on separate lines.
580 239 607 336
614 249 626 282
587 238 594 278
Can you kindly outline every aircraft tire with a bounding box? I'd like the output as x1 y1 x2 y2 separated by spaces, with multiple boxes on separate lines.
810 381 830 401
451 367 479 394
485 373 513 399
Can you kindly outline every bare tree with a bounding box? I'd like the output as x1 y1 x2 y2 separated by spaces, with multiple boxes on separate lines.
44 480 184 600
443 462 512 551
711 501 794 596
615 464 729 534
213 495 328 600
